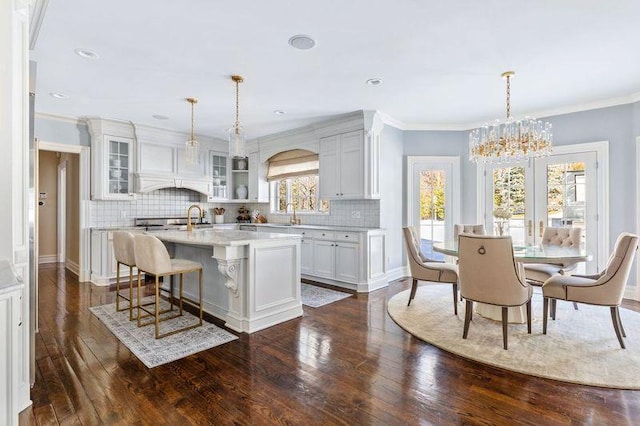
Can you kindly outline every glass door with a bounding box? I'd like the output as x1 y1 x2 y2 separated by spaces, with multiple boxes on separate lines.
482 150 600 273
408 157 460 262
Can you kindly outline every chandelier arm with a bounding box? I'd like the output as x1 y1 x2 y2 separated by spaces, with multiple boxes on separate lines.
235 79 240 135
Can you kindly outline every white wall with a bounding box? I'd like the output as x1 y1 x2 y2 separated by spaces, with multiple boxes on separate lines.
379 125 404 272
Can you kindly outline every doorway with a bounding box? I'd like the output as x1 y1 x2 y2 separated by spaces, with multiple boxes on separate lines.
407 156 461 261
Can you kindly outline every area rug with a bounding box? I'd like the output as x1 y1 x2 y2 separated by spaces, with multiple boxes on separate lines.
89 298 238 368
301 283 352 308
387 286 640 389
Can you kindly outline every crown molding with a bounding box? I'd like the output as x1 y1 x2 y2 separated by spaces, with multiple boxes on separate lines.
29 0 49 50
35 111 84 125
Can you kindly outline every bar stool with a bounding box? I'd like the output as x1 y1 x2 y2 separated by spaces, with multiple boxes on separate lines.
133 234 203 339
113 231 138 320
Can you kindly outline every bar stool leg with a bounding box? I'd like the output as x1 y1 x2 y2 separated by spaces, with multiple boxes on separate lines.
155 275 161 339
137 270 143 328
169 275 174 311
128 265 134 321
179 273 184 316
116 261 121 311
198 269 203 325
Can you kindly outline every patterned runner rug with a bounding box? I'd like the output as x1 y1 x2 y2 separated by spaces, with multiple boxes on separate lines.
301 283 352 308
89 298 237 368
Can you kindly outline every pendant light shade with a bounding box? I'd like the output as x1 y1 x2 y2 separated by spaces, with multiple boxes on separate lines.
229 75 246 159
185 97 198 167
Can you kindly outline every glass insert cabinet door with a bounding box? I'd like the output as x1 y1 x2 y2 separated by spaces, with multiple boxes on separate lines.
482 151 599 273
106 135 132 196
210 152 228 199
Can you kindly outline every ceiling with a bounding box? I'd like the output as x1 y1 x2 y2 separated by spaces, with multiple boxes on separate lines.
31 0 640 140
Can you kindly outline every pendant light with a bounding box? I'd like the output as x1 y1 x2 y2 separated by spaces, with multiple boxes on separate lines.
185 97 198 166
229 75 246 159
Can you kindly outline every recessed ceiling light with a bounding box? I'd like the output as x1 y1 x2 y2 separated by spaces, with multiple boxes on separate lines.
273 110 287 115
74 48 100 59
152 114 169 120
365 78 383 86
50 92 69 99
288 34 316 50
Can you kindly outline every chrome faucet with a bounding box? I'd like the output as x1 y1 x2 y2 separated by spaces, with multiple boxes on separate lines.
186 204 204 232
286 203 300 225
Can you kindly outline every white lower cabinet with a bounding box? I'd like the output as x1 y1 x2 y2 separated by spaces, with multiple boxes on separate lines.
313 240 336 278
300 238 314 274
91 229 144 285
312 239 358 283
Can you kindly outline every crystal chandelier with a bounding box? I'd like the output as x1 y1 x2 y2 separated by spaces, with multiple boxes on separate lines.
469 71 553 164
184 97 198 166
229 75 246 159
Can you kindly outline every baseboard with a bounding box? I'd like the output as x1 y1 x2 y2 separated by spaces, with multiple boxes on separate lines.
38 254 58 264
387 265 409 282
65 259 80 278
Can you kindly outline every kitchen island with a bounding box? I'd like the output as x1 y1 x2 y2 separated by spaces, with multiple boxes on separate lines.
150 228 302 333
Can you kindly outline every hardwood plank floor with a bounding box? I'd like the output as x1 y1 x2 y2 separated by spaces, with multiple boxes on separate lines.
20 263 640 425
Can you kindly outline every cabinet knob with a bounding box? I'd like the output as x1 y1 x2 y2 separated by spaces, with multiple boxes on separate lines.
340 193 344 196
335 244 339 247
345 235 349 238
336 193 339 196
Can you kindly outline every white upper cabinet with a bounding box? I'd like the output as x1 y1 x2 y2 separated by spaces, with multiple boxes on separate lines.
317 111 382 200
86 117 136 200
248 151 269 203
319 130 364 199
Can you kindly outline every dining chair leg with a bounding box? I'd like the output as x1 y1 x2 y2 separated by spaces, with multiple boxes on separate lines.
452 283 458 316
615 307 626 337
573 302 579 310
502 307 508 350
610 307 626 349
408 278 418 306
551 299 557 320
463 301 472 339
543 297 549 334
526 300 532 334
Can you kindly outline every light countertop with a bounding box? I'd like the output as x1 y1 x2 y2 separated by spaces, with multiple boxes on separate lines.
151 228 301 247
242 223 384 232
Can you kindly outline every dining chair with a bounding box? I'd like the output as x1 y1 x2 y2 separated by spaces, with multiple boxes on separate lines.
525 226 582 311
133 234 204 339
542 232 639 349
453 224 485 239
458 234 532 350
403 227 459 314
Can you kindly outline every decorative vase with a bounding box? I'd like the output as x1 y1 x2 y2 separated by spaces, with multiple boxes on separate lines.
237 159 247 170
235 184 248 199
215 214 225 224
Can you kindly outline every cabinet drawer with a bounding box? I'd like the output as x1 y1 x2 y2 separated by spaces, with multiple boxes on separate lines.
335 232 359 242
314 230 335 240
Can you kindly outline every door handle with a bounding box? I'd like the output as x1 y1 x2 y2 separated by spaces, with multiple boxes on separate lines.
527 220 533 237
539 220 544 238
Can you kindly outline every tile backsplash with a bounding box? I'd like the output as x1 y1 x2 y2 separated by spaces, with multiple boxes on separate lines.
89 188 380 228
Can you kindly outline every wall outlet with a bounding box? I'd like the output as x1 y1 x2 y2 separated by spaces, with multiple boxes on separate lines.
351 210 361 219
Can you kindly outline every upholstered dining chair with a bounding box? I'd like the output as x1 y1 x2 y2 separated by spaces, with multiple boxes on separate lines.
524 226 582 284
453 224 485 239
402 227 459 314
133 234 204 339
542 232 639 349
458 234 532 350
113 231 138 320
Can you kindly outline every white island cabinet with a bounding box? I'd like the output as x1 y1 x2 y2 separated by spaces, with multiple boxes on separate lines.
155 229 302 333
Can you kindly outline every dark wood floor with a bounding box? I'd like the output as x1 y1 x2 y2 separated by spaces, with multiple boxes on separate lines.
19 263 640 425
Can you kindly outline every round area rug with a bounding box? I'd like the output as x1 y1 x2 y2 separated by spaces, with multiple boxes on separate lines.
387 286 640 389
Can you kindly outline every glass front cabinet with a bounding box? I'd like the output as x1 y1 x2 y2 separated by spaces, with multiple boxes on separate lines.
209 152 229 201
98 135 135 200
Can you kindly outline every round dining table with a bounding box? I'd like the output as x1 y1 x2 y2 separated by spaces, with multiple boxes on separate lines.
433 241 592 323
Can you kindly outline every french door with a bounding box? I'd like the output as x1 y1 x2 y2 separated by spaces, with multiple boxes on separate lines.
407 157 460 261
481 144 605 273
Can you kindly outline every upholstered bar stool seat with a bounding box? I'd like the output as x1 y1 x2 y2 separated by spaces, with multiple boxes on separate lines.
133 234 204 339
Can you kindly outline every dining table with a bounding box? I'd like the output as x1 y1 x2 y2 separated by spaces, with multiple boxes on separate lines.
433 240 592 323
